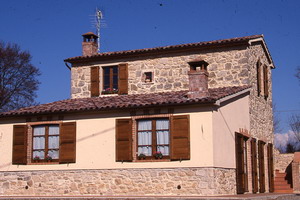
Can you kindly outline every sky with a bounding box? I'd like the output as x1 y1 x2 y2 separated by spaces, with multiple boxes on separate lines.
0 0 299 133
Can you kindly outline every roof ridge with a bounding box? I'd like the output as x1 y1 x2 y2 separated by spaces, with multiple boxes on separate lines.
64 35 263 62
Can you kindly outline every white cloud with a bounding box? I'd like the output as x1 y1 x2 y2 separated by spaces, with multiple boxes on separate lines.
274 130 300 152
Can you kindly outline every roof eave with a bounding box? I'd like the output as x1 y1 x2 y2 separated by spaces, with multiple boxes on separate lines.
64 38 253 64
0 99 217 119
248 37 275 69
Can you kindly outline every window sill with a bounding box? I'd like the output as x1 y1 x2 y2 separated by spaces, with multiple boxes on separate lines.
134 159 170 162
30 161 59 165
142 82 154 85
100 93 118 97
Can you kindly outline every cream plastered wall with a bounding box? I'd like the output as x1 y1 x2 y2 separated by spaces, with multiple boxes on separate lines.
0 105 215 172
212 94 250 168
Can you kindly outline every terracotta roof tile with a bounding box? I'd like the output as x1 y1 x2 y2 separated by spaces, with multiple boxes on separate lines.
0 86 250 118
64 35 263 63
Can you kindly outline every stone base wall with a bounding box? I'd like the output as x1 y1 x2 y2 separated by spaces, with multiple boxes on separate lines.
274 148 294 172
0 167 236 196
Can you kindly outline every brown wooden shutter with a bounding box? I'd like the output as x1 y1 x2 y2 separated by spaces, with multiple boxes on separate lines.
267 143 274 192
251 139 258 193
235 133 245 194
12 125 27 165
257 62 261 96
170 115 190 161
263 65 269 98
118 63 128 95
258 140 266 193
91 66 100 97
116 118 133 162
59 122 76 164
251 138 258 193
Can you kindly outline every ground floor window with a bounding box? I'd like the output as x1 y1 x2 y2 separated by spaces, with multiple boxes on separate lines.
137 118 170 158
32 124 60 162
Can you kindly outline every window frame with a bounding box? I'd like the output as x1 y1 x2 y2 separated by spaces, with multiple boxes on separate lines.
102 65 119 94
136 118 170 160
31 124 60 163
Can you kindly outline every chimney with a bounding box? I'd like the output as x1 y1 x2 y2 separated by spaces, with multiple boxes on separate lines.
187 61 209 98
82 32 98 56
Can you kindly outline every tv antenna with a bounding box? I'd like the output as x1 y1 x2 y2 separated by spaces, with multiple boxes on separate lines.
91 7 104 52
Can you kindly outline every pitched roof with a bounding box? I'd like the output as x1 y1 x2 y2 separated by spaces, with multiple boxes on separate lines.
0 86 250 118
64 35 264 63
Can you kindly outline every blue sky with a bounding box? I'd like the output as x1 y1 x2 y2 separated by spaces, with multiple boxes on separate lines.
1 0 299 132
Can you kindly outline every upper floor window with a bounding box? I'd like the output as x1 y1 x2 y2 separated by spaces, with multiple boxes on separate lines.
256 61 269 99
102 66 119 94
137 118 170 158
90 64 128 96
32 125 60 162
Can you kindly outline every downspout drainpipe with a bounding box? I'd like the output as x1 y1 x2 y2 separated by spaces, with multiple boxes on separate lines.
65 62 71 70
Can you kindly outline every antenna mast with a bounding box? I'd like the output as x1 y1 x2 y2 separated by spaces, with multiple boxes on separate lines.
95 8 103 52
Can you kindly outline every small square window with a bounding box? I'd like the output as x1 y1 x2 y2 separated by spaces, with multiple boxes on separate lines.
143 72 153 83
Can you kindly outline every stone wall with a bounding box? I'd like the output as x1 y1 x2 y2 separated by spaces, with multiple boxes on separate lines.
71 67 91 99
248 44 273 143
274 148 294 172
0 167 236 196
70 46 251 98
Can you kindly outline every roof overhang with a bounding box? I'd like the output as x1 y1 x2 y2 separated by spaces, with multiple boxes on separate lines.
248 36 275 69
214 87 251 106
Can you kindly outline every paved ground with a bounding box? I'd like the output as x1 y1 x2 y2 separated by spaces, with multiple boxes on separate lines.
0 194 299 200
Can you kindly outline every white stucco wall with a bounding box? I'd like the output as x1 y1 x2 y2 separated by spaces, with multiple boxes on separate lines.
212 94 250 169
0 105 215 172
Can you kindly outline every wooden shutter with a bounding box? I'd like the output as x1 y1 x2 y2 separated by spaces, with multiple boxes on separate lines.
90 66 100 97
118 63 128 95
59 122 76 164
263 65 269 98
12 125 27 165
257 62 261 96
258 140 266 193
251 138 258 193
267 143 274 192
235 133 245 194
116 118 133 162
170 115 190 161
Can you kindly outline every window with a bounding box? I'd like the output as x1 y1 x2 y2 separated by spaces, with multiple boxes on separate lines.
115 115 190 162
137 119 170 157
32 125 60 162
143 72 153 83
103 66 119 94
256 61 262 96
256 61 269 99
235 133 249 194
263 65 269 98
12 122 77 165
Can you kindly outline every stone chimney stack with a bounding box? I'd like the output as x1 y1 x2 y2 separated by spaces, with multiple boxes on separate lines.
187 61 209 99
82 32 98 56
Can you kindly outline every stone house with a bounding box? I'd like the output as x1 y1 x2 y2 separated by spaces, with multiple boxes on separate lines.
0 32 275 196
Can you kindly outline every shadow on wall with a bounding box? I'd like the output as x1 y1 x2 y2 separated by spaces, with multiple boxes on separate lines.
77 127 115 143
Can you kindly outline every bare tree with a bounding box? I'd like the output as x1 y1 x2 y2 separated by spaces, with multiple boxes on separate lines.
0 41 40 112
273 103 282 133
289 114 300 142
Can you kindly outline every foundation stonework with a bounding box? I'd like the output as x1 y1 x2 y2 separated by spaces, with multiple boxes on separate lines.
0 168 235 196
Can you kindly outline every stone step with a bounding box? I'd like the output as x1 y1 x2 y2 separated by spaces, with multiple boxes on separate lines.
274 189 294 193
274 183 292 188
